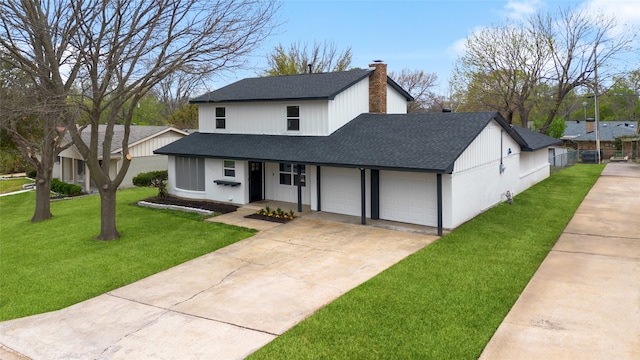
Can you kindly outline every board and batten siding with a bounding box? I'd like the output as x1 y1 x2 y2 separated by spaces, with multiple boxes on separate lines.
327 77 370 134
199 101 331 136
128 131 186 157
453 121 520 173
386 85 409 114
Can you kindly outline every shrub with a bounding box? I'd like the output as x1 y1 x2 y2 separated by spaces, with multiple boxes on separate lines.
26 169 37 178
133 170 168 187
50 179 83 196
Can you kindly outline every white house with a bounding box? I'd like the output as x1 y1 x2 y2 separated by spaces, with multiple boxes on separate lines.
55 125 188 192
155 62 559 235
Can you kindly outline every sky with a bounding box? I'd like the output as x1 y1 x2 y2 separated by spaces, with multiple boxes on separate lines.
210 0 640 94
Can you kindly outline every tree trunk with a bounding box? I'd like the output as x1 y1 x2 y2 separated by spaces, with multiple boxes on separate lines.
31 173 52 222
95 186 121 240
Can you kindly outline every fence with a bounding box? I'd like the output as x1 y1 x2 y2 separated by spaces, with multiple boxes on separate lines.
550 149 578 173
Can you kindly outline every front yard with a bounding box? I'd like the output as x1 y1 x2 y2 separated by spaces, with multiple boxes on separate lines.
0 187 255 321
249 164 605 359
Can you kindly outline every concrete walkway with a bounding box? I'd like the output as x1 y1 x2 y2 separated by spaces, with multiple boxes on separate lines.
0 216 437 359
480 162 640 359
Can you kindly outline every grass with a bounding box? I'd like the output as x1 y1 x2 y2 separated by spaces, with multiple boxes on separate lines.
0 187 255 321
249 164 605 359
0 178 33 194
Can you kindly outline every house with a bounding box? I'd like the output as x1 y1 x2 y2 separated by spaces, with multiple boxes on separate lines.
55 125 189 192
155 62 559 235
562 119 639 161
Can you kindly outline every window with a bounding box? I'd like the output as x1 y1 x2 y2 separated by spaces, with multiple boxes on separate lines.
216 107 226 129
279 163 305 186
287 106 299 131
175 157 205 191
223 160 235 177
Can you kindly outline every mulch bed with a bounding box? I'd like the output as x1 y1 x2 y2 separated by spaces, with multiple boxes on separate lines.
141 196 239 214
244 213 292 223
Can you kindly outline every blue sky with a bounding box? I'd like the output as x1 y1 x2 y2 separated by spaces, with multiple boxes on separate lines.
212 0 640 93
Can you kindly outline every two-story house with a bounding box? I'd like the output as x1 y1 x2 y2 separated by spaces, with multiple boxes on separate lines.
155 62 559 235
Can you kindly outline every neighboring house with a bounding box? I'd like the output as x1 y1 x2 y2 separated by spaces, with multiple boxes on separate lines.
155 62 559 235
562 119 639 161
54 125 189 192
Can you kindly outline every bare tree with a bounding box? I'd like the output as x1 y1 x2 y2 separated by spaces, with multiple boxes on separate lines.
452 22 548 127
263 40 352 75
2 0 279 240
156 68 204 120
389 69 438 113
534 7 636 133
0 2 83 221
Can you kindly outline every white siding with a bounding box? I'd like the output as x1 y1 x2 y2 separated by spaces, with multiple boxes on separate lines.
387 85 408 114
264 162 311 205
202 158 248 204
327 78 370 133
518 150 550 193
449 154 520 228
199 101 330 136
453 121 520 173
379 171 436 226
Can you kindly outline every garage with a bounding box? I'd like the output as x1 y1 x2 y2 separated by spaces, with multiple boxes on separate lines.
379 171 436 226
321 167 362 217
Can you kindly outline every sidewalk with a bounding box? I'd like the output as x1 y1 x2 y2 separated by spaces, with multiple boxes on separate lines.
480 162 640 359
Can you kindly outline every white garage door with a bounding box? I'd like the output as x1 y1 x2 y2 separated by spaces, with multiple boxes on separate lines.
321 167 361 216
380 171 437 226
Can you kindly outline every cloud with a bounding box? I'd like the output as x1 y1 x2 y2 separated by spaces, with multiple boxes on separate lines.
581 0 640 26
503 0 545 21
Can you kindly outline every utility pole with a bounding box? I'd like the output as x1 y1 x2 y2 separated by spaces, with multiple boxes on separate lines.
594 46 601 164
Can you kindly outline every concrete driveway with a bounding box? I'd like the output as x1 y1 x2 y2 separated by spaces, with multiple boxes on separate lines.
0 217 437 359
480 162 640 359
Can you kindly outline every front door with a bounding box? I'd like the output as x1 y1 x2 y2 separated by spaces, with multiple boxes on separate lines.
249 161 263 202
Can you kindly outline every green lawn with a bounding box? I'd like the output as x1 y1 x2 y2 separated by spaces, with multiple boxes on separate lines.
250 164 605 359
0 178 33 194
0 187 255 321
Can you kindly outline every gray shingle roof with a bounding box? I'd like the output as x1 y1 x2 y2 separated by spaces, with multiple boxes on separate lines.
155 112 555 173
563 120 639 142
512 126 561 150
190 69 413 103
75 125 185 156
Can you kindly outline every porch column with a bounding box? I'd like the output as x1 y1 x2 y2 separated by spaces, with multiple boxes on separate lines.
360 168 366 225
437 173 443 236
296 164 302 213
370 169 379 220
316 166 321 211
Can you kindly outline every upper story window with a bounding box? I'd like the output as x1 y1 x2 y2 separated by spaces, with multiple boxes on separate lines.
279 163 305 186
286 106 299 131
223 160 235 177
216 107 226 129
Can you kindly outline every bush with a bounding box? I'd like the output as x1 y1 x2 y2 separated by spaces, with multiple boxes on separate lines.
26 169 37 178
50 179 83 196
132 170 168 187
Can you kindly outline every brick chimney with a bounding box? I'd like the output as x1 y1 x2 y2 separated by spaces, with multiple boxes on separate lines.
369 61 387 114
586 118 595 133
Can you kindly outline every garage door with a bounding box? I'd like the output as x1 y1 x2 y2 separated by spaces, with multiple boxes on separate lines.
380 171 436 226
321 167 361 216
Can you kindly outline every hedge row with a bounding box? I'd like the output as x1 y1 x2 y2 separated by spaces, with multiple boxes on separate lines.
132 170 168 187
51 179 83 196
